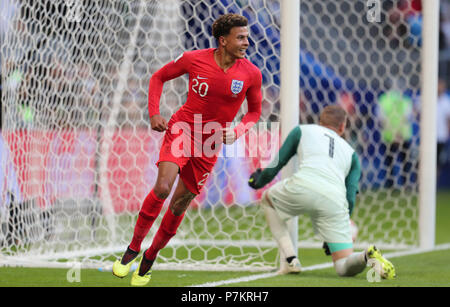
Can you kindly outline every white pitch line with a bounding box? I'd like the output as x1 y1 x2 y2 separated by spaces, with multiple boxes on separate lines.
189 262 335 287
190 271 279 287
189 243 450 287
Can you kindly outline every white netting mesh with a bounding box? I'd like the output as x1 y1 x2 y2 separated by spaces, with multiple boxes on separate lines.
1 0 421 271
297 0 422 248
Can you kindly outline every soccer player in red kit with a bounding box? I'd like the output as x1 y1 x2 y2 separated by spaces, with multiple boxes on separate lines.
112 13 262 286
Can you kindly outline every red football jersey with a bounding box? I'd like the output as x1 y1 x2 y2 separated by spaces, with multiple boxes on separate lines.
148 48 262 139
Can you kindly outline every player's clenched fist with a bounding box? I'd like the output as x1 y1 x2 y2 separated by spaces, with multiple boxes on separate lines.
150 114 168 132
222 127 237 145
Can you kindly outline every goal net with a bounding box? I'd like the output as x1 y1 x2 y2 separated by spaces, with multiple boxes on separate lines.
0 0 423 271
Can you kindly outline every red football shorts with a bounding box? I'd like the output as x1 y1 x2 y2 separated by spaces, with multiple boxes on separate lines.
156 121 219 195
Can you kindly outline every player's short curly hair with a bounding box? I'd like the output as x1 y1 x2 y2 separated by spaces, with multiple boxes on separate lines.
319 105 348 130
212 13 248 40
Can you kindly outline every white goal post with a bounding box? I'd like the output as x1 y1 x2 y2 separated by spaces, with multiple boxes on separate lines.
0 0 438 271
418 0 439 250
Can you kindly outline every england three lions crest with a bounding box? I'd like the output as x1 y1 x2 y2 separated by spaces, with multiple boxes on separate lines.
231 79 244 95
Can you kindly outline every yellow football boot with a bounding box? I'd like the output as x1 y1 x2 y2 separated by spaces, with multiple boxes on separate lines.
366 245 396 280
112 250 138 278
130 258 152 286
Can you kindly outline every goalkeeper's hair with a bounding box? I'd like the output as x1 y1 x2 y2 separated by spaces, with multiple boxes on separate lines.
319 105 348 130
212 13 248 40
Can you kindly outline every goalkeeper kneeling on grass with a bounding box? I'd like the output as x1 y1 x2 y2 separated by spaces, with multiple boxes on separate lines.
248 105 396 279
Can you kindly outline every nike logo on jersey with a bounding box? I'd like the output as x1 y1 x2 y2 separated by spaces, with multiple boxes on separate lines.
196 75 208 79
174 53 184 63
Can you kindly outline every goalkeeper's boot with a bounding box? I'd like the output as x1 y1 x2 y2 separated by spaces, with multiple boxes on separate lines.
131 254 153 286
112 247 138 278
366 245 396 280
277 257 302 275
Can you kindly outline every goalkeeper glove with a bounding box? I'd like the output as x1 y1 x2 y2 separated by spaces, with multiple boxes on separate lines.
248 168 262 189
322 242 331 256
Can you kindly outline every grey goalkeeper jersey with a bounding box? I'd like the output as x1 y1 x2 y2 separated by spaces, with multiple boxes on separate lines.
285 124 356 203
252 124 361 214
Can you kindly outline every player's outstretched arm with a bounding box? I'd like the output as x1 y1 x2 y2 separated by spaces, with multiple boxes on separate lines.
248 126 301 189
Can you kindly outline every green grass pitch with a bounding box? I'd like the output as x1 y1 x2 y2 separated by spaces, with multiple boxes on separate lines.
1 190 449 287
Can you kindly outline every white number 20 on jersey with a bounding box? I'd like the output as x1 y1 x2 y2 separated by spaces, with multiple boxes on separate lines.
192 78 209 97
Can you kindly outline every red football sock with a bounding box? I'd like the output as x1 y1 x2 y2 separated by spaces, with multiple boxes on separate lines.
129 189 165 252
144 208 185 260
